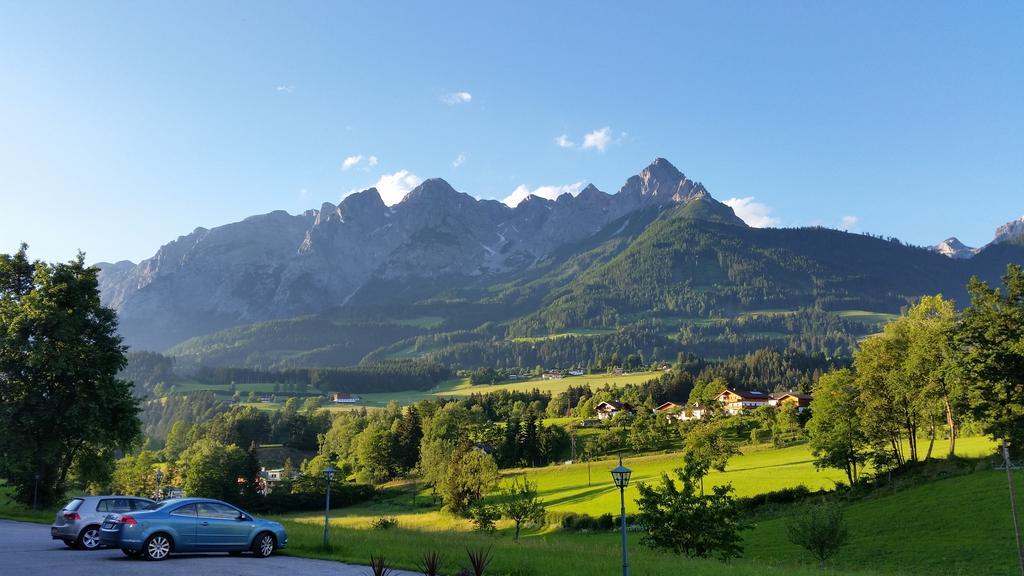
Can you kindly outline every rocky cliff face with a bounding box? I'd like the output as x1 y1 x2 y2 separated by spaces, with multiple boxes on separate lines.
98 158 739 350
932 237 978 259
994 217 1024 245
933 216 1024 259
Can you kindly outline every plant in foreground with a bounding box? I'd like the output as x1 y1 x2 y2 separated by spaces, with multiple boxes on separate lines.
369 554 392 576
418 550 444 576
787 500 848 568
466 546 493 576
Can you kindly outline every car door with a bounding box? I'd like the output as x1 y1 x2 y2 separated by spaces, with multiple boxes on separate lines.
195 502 252 549
167 503 198 550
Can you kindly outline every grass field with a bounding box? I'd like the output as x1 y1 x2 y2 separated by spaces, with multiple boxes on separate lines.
509 328 618 343
836 309 900 326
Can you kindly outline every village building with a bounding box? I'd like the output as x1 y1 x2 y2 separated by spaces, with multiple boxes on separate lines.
541 371 564 380
714 388 772 415
769 392 813 412
329 392 362 404
596 400 635 420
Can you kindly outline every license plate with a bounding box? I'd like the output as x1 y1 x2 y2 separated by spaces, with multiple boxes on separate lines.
102 522 115 529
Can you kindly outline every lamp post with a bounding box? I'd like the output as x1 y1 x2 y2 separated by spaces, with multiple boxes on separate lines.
610 455 632 576
154 469 164 501
32 473 40 511
1002 440 1024 576
323 465 337 548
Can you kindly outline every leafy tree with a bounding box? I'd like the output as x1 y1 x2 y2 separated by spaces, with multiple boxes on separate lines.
355 423 399 484
498 477 546 542
0 246 141 505
682 419 739 473
111 450 161 497
177 438 246 501
469 502 499 534
787 501 849 568
957 265 1024 451
394 405 423 472
635 454 745 560
806 369 867 485
440 446 499 515
240 441 263 508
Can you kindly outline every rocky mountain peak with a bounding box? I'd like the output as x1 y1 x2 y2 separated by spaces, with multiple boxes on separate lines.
619 157 709 205
933 237 977 259
400 178 465 205
994 216 1024 244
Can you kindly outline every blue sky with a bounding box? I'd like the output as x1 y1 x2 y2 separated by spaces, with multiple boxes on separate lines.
1 1 1021 264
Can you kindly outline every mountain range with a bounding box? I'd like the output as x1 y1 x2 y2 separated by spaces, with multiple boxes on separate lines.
931 216 1024 259
97 158 1024 368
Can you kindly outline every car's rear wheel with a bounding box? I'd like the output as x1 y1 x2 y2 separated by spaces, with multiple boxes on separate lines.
251 532 275 558
143 534 172 561
122 548 142 558
76 526 101 550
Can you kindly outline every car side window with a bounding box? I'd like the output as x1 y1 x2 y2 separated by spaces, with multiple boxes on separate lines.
108 498 132 512
96 500 110 512
129 499 151 511
196 502 239 519
170 504 197 517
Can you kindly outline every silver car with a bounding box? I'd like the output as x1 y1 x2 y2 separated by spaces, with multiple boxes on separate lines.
51 496 155 550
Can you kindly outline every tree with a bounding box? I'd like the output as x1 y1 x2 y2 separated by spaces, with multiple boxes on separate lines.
163 421 189 460
355 423 399 484
440 446 499 515
806 369 867 485
0 246 141 506
240 441 263 508
177 438 246 501
498 477 546 542
958 265 1024 452
394 405 423 472
787 501 849 568
635 454 745 560
682 419 739 473
111 450 161 497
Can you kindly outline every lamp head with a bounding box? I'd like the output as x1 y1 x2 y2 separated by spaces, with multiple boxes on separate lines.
323 466 337 482
610 455 632 488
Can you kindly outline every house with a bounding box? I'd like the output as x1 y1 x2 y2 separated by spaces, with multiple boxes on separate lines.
655 401 709 421
714 388 772 415
541 371 564 380
596 400 635 420
568 369 585 376
612 367 625 375
769 392 813 412
472 442 497 454
329 392 362 404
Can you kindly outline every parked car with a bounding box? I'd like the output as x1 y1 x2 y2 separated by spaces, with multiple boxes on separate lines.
51 496 155 550
98 497 287 561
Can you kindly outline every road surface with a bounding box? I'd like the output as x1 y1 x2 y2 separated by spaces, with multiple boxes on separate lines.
0 520 418 575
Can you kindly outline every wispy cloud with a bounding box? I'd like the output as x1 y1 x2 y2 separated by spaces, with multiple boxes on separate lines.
581 127 612 152
723 197 780 228
554 134 575 148
275 84 295 93
452 152 467 168
840 215 859 230
502 181 585 207
342 154 378 171
371 170 422 205
441 91 473 105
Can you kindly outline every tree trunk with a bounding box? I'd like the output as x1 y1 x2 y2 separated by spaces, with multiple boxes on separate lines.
944 396 957 456
924 421 935 461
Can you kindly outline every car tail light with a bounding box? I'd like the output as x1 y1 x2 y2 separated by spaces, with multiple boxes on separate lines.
119 515 137 525
64 512 80 521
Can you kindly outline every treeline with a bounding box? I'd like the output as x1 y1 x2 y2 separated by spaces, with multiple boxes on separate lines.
119 351 176 397
196 360 451 393
807 265 1024 486
139 391 228 443
676 309 865 358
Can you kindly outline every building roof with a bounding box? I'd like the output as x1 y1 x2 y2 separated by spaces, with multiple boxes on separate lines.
597 400 635 412
717 388 772 401
654 401 684 412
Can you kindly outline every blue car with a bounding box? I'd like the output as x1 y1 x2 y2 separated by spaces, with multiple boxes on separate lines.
98 498 287 561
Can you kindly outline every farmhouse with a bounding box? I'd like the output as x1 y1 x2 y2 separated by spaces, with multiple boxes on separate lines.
596 400 635 420
329 392 362 404
769 392 813 412
568 369 585 376
655 401 710 421
541 371 564 380
715 388 772 415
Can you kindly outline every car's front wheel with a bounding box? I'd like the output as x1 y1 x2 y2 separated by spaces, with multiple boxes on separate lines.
251 532 275 558
142 534 172 561
76 526 101 550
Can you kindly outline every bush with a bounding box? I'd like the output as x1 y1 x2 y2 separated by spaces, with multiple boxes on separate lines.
469 503 499 534
372 517 398 530
596 513 615 531
787 500 848 567
249 480 374 514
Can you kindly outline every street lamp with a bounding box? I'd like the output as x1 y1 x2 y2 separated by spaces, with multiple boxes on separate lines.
322 465 337 548
610 455 632 576
154 469 164 500
32 473 40 511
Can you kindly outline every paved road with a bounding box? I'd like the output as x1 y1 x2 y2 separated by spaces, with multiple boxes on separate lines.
0 520 419 576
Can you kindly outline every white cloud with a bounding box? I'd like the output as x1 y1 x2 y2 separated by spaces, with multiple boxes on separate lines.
371 170 422 205
581 127 612 152
341 155 364 171
452 152 467 168
554 134 575 148
441 91 473 105
723 197 780 228
502 181 585 207
840 215 859 230
275 84 294 93
367 155 378 167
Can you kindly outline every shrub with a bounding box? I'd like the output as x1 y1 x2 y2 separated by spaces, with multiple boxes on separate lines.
369 554 393 576
372 516 398 530
596 513 615 531
469 503 499 534
466 546 493 576
418 550 444 576
786 500 848 568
